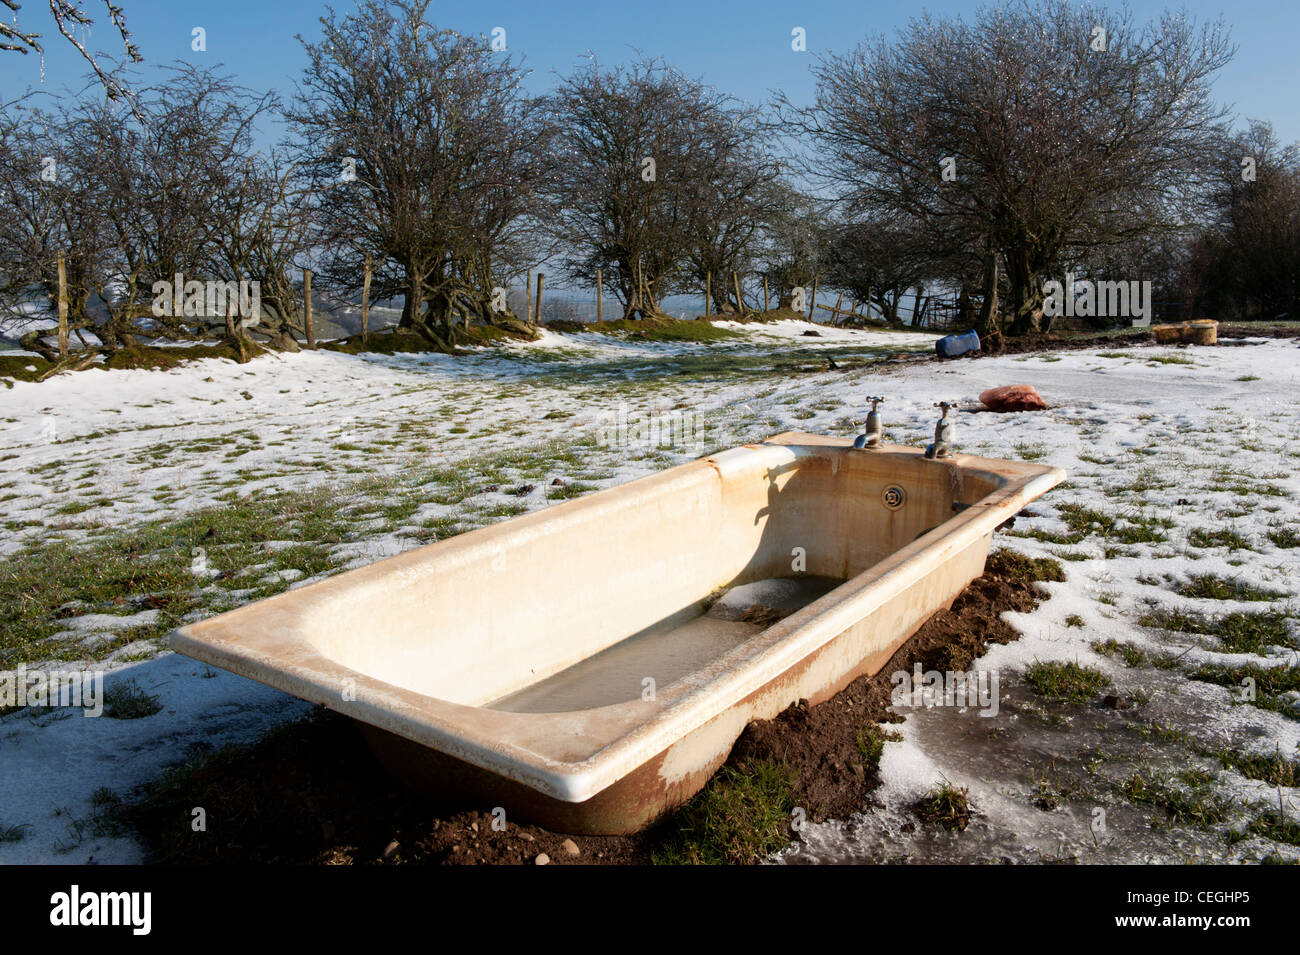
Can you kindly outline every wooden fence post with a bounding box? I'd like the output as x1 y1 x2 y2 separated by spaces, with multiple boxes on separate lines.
636 258 644 316
596 268 603 323
733 272 744 317
525 269 532 325
304 269 315 348
361 253 372 343
534 272 544 325
808 276 819 320
56 251 69 359
763 275 769 313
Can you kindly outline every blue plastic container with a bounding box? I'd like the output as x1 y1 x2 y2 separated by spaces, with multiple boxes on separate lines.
935 329 981 358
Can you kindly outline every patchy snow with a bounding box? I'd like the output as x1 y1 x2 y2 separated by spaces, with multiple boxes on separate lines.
2 319 1299 863
0 656 310 864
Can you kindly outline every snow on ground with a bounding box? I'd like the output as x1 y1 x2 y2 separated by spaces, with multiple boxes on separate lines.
2 321 1299 863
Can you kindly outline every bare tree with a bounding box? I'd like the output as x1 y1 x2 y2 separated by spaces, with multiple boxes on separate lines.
679 104 780 311
822 220 933 324
1 1 141 102
287 0 549 350
754 183 826 309
543 57 760 318
0 66 282 357
1187 122 1300 321
782 0 1234 335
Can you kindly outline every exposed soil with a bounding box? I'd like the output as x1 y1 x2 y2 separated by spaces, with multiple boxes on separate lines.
119 549 1057 865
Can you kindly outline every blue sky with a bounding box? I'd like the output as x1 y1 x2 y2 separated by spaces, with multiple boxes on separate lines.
1 0 1296 143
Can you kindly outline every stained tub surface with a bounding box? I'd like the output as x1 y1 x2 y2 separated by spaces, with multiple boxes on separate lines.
171 433 1065 833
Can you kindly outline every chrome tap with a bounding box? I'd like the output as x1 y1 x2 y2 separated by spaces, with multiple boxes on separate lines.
853 396 886 449
925 402 955 459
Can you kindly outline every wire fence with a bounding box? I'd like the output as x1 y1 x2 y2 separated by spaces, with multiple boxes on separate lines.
512 279 963 329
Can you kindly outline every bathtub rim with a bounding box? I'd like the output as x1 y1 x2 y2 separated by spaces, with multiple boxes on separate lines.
169 434 1065 804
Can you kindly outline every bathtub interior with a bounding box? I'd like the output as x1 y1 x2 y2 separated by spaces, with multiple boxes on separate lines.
288 444 1007 709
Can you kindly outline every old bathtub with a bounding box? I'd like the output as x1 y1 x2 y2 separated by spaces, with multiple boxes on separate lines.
171 433 1064 833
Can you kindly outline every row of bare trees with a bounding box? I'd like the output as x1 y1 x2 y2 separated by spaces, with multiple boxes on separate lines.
780 0 1244 339
0 66 312 358
2 0 1296 359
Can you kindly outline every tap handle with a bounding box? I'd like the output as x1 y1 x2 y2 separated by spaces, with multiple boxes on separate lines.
866 395 886 410
934 401 954 417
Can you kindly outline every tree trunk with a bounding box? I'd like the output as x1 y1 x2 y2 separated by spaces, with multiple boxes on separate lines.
975 251 1002 349
1007 246 1045 336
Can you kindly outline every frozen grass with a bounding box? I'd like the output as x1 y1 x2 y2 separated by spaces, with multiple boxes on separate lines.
1023 660 1111 704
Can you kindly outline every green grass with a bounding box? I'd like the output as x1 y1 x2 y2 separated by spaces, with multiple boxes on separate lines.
855 723 903 771
1268 524 1300 549
1138 608 1295 653
1013 442 1049 461
650 761 796 865
1091 639 1178 669
913 782 972 831
1189 661 1300 718
1248 811 1300 847
548 316 743 343
1175 574 1288 602
990 550 1066 584
0 354 52 385
0 823 31 843
1189 526 1252 551
1121 770 1232 828
102 680 163 720
546 481 597 501
1056 502 1172 545
1023 660 1110 704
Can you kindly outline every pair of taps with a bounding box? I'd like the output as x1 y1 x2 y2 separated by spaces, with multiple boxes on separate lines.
852 397 955 459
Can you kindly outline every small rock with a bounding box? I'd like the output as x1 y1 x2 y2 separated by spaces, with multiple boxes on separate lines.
560 838 580 857
240 390 253 400
482 484 499 494
1102 694 1130 710
510 484 535 496
518 832 534 842
535 853 550 866
801 329 822 337
551 477 565 486
381 839 400 863
470 821 478 832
